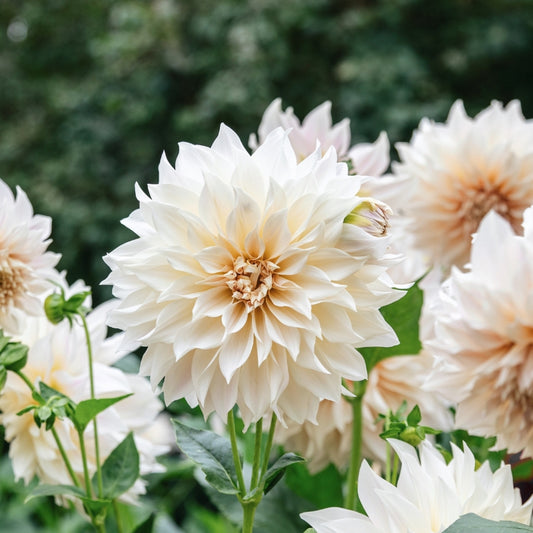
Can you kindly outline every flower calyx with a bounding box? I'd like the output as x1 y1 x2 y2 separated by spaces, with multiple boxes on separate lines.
44 284 91 326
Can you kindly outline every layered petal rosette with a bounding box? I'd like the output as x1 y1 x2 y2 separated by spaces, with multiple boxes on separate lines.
275 351 452 473
104 125 402 427
394 100 533 269
0 298 170 501
424 208 533 458
0 179 60 334
302 439 533 533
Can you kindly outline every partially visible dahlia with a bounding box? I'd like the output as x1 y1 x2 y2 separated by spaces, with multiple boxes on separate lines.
104 125 402 427
424 208 533 458
302 439 533 533
249 98 351 161
394 100 533 269
0 299 170 501
0 179 60 334
275 351 452 473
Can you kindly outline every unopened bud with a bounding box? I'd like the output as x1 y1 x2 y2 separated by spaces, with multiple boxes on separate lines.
345 198 392 237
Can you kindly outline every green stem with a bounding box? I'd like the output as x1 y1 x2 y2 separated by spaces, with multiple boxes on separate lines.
242 502 258 533
385 441 391 483
344 380 367 511
259 414 277 482
227 410 246 495
113 499 124 533
391 449 400 486
80 315 104 499
250 419 263 490
77 429 93 498
15 370 79 488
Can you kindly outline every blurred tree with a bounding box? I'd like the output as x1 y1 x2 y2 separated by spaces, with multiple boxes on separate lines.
0 0 532 302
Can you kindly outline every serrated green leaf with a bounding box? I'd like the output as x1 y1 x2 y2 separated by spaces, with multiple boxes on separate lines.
360 282 423 371
0 342 28 371
173 419 239 495
24 483 86 503
442 513 533 532
98 432 139 499
73 394 132 432
263 452 305 495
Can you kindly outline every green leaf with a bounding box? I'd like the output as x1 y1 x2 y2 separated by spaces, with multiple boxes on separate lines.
38 382 71 403
0 365 6 391
360 282 423 371
132 513 155 533
25 483 86 503
442 513 533 532
73 394 132 432
406 405 422 426
173 419 239 495
98 432 139 499
512 458 533 483
263 453 305 495
0 330 11 352
0 342 28 371
81 497 112 526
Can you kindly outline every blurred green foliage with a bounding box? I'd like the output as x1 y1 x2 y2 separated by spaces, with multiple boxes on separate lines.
1 0 533 303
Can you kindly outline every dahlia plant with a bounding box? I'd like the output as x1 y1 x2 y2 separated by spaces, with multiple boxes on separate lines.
2 99 533 533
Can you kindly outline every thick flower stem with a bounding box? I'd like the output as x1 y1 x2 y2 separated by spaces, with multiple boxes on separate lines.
344 380 367 511
80 315 104 499
14 370 80 487
242 502 259 533
250 419 263 489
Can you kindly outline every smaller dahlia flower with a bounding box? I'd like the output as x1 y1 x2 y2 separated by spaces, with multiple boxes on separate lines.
0 179 60 334
424 208 533 458
249 98 351 161
104 125 402 427
302 439 533 533
0 299 171 501
274 352 452 473
394 99 533 269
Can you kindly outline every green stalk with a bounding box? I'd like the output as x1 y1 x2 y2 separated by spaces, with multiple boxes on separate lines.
227 410 246 495
15 370 79 487
113 499 124 533
242 502 258 533
391 449 400 486
250 419 263 490
259 414 277 482
77 428 93 498
344 380 367 511
385 441 392 483
80 315 104 499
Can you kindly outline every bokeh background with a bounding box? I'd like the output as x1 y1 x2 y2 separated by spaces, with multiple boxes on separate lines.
1 1 533 531
2 0 533 303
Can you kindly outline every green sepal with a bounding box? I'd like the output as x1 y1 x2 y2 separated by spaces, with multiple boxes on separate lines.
73 394 132 433
263 453 305 495
0 341 28 372
173 419 239 495
81 497 112 526
98 432 139 499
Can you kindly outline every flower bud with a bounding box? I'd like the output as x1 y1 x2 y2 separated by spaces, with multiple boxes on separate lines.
44 292 66 324
345 198 392 237
399 426 424 447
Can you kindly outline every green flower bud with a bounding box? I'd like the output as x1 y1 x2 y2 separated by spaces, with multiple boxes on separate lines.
399 426 424 447
44 292 66 324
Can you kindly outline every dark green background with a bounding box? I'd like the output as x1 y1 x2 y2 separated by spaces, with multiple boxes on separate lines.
2 0 533 303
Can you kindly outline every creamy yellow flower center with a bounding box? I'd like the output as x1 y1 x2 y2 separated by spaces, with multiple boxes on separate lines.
225 256 278 309
0 260 26 310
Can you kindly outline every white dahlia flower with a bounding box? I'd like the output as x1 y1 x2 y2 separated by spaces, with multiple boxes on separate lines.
302 439 533 533
249 98 351 161
0 179 60 334
0 300 170 501
275 352 452 473
424 208 533 458
104 125 402 427
394 99 533 270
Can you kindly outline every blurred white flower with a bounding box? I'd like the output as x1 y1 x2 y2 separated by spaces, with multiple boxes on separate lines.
104 125 402 427
0 179 60 334
249 98 351 161
0 300 170 502
424 208 533 458
394 100 533 269
302 439 533 533
275 352 452 473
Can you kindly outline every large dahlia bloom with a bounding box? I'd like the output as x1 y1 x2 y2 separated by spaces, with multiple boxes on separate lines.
302 439 533 533
0 179 60 333
424 208 533 458
394 100 533 270
275 352 452 473
0 299 170 501
104 125 402 427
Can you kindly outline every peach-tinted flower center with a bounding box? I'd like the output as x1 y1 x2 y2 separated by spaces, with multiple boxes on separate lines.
0 260 26 310
225 256 278 309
